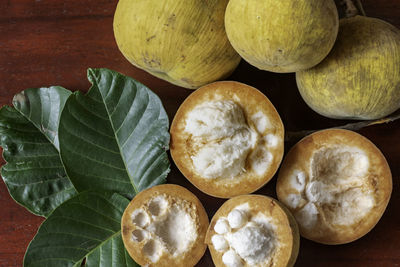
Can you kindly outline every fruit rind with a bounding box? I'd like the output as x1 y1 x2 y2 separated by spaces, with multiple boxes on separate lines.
113 0 241 89
276 129 392 244
121 184 209 266
170 81 284 198
225 0 338 73
205 195 299 267
296 16 400 120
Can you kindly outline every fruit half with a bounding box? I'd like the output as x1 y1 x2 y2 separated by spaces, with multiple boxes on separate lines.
170 81 284 198
205 195 299 267
121 184 209 266
276 129 392 244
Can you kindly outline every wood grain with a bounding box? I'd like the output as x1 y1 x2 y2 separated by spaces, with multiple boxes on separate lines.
0 1 399 266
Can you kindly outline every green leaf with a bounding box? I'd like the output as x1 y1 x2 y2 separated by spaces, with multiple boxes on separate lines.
12 86 72 150
58 68 170 198
0 87 77 217
23 191 139 267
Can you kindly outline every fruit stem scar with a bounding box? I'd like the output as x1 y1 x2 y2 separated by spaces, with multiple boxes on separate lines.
340 0 366 17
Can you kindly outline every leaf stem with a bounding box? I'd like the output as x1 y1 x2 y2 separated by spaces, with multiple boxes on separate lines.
285 110 400 143
355 0 366 16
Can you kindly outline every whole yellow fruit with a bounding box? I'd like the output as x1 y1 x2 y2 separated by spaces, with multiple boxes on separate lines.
113 0 241 89
296 16 400 120
225 0 339 73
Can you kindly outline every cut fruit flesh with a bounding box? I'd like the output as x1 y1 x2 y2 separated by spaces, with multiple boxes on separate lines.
206 195 299 267
276 129 392 244
121 184 209 267
170 81 284 198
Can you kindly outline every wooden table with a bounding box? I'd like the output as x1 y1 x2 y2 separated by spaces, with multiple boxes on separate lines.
1 1 399 266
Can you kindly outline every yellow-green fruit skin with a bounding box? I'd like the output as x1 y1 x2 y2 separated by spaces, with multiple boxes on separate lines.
225 0 338 73
296 16 400 120
113 0 241 89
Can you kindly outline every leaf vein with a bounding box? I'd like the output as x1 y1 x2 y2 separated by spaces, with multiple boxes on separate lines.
62 145 126 171
137 151 166 188
29 187 75 202
69 103 115 139
119 96 152 148
112 86 139 133
77 203 122 224
4 175 66 185
61 122 120 155
47 216 116 234
77 230 122 266
37 231 104 242
125 125 158 166
4 165 64 172
91 73 139 194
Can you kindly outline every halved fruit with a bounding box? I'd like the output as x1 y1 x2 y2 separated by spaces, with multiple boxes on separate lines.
121 184 209 266
170 81 284 198
205 195 299 267
276 129 392 244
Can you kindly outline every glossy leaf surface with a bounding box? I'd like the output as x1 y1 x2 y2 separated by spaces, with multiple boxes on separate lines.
59 68 170 198
0 87 77 217
24 191 139 267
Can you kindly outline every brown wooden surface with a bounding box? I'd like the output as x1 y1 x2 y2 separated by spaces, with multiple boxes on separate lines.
0 1 399 266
